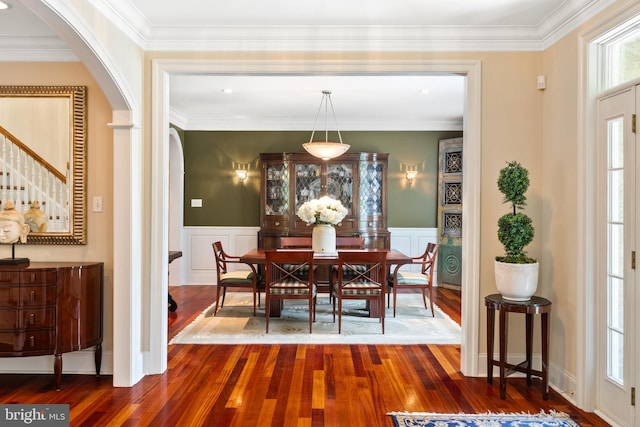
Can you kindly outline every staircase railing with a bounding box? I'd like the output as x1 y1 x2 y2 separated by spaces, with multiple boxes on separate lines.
0 125 69 232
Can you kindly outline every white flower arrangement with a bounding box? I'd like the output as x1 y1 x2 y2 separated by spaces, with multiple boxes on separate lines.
296 196 348 226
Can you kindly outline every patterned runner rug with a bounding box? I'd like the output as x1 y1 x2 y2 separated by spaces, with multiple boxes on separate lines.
169 292 461 345
388 411 580 426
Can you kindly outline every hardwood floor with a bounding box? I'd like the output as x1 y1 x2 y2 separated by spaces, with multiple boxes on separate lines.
0 286 609 426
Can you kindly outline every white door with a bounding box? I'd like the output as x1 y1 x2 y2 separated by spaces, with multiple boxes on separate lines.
596 86 638 426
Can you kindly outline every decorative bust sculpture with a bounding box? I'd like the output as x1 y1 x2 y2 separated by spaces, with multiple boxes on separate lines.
0 201 30 244
23 200 48 232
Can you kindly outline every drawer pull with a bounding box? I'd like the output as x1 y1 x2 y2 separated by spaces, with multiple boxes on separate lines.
29 313 35 325
274 222 280 226
368 222 373 227
30 273 36 282
30 291 36 302
29 336 35 347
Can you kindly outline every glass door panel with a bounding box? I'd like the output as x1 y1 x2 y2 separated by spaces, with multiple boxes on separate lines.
326 163 353 214
265 163 289 216
294 163 321 212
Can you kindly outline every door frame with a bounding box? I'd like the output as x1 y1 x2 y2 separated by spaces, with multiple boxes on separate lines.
578 0 640 414
594 86 637 425
148 58 483 376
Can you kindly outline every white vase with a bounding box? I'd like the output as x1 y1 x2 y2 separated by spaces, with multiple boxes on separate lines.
312 224 337 256
494 260 539 301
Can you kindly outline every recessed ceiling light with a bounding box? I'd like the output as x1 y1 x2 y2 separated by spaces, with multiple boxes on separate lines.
221 89 233 94
420 89 430 94
0 2 10 10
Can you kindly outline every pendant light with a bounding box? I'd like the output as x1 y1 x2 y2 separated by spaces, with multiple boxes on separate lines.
302 90 350 160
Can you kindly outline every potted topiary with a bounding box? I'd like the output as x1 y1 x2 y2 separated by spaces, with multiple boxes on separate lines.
494 161 538 301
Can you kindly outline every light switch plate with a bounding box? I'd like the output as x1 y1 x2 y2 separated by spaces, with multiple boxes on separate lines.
191 199 203 208
92 196 103 212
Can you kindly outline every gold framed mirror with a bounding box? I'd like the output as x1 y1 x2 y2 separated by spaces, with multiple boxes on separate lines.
0 86 86 244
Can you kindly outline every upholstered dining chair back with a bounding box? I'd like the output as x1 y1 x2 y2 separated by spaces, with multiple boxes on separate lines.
212 241 259 316
333 250 388 334
265 250 317 333
388 242 438 317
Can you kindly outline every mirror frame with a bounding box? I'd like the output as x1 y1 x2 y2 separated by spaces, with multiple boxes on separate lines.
0 85 87 245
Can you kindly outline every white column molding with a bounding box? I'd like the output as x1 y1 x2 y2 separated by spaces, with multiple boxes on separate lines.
108 110 144 386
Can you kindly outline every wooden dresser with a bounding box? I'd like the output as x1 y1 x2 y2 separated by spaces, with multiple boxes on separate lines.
0 262 103 389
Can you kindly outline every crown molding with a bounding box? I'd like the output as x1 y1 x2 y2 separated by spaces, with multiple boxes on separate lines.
0 35 78 61
3 0 618 61
177 117 464 132
89 0 619 53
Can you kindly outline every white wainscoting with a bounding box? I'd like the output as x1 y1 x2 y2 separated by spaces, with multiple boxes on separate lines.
182 226 437 285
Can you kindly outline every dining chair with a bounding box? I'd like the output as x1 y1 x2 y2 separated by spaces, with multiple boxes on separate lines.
264 250 316 333
336 236 365 249
332 250 387 334
279 236 312 248
388 242 438 317
212 241 260 316
328 236 366 299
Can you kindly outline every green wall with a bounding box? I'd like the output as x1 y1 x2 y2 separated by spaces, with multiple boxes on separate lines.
182 130 462 227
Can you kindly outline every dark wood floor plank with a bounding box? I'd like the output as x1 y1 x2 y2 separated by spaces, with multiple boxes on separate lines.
0 285 609 426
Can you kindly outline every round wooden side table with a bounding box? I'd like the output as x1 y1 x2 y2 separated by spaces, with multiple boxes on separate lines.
485 293 552 399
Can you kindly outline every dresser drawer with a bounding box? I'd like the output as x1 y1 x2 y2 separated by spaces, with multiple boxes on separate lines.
20 271 57 285
0 309 18 330
20 285 56 307
0 271 20 284
0 330 55 354
20 308 56 330
0 285 20 308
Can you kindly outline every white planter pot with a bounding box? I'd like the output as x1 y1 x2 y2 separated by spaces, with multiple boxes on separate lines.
312 224 337 256
494 260 539 301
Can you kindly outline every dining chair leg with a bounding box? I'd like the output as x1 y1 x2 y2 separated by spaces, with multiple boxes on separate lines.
381 299 385 334
332 294 336 322
428 285 435 316
393 285 398 317
265 295 270 333
214 285 223 316
308 297 313 333
338 297 343 334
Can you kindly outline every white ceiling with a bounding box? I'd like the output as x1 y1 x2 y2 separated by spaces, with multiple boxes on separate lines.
0 0 615 130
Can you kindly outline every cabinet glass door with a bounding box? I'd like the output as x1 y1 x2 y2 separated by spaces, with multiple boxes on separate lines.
265 163 289 215
359 162 383 216
294 163 321 211
326 163 353 214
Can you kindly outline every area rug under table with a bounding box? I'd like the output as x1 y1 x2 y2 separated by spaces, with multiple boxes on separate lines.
388 411 581 426
169 292 461 345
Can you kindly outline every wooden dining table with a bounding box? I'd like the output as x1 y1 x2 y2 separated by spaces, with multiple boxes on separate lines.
240 248 412 317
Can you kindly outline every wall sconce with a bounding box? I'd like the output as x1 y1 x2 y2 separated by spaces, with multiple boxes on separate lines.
235 170 248 182
406 169 418 184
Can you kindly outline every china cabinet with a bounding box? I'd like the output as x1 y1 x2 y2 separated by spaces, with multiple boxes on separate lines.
259 152 389 249
0 262 103 389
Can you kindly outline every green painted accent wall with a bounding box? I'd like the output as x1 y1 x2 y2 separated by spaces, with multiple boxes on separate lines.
182 130 462 227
